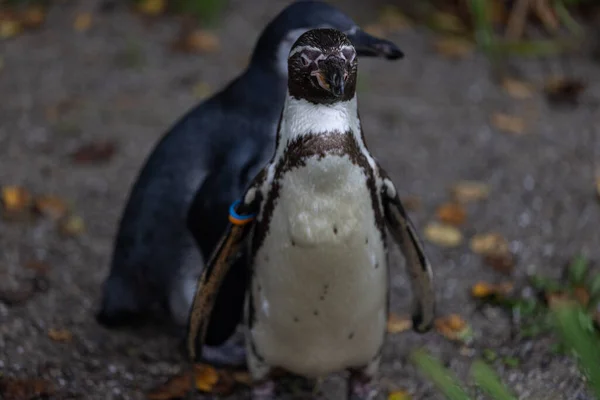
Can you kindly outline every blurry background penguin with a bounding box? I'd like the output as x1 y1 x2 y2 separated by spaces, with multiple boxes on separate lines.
187 28 434 400
96 0 404 366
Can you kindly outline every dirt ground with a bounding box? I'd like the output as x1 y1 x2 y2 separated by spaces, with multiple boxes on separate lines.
1 0 600 399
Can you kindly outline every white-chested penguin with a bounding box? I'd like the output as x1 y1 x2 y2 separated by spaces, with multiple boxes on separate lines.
187 28 435 400
96 1 404 365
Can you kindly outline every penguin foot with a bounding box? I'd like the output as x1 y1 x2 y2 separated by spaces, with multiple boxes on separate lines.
251 380 276 400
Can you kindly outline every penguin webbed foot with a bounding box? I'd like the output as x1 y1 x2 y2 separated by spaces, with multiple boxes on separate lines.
347 372 381 400
251 379 277 400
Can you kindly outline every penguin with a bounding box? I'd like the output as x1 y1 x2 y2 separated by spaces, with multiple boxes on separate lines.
187 28 435 400
96 1 404 364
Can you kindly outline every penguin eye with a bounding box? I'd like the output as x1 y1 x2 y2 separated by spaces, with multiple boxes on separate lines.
300 54 311 67
341 47 356 63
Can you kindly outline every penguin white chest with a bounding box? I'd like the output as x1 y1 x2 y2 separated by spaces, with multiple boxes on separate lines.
248 154 388 378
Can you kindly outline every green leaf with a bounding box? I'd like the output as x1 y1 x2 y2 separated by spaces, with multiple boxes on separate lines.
470 360 518 400
569 254 589 286
588 274 600 299
411 349 472 400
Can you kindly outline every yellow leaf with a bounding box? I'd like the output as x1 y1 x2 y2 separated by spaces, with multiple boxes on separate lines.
435 314 472 343
33 195 69 219
2 186 31 212
501 77 534 99
0 19 22 39
136 0 167 16
388 390 411 400
450 181 490 203
59 215 85 237
74 13 92 32
387 313 412 334
173 29 220 54
20 6 46 29
424 222 463 248
470 233 509 256
471 281 513 298
433 37 474 59
435 202 466 226
194 364 219 392
490 112 525 135
48 328 73 342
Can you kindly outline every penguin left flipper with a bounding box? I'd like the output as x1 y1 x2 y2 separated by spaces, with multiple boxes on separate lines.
186 193 260 363
379 170 436 333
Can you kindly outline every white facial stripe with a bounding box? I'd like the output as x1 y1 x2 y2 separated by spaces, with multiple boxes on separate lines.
289 45 322 59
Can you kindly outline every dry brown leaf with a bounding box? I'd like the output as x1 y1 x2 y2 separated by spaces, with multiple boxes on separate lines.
74 13 92 32
483 252 515 275
546 292 572 309
470 233 510 256
59 215 85 237
573 286 590 307
194 364 219 392
0 19 21 39
20 6 45 29
433 37 474 59
490 112 525 135
23 260 50 274
363 24 386 38
388 390 411 400
471 281 513 298
33 195 69 219
436 203 466 226
148 364 235 399
387 313 412 334
434 314 472 343
71 141 116 164
173 29 220 54
532 0 559 32
2 186 32 213
136 0 167 16
230 371 252 386
543 76 585 105
429 11 467 34
48 328 73 342
424 222 463 248
450 181 490 203
501 77 534 99
0 376 55 399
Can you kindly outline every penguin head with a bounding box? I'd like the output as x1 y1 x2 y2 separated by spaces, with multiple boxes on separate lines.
251 1 403 76
287 28 357 105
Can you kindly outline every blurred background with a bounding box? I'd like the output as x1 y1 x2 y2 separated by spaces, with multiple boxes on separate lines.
1 0 600 399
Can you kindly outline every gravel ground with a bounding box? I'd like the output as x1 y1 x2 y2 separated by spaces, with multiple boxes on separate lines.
1 0 600 399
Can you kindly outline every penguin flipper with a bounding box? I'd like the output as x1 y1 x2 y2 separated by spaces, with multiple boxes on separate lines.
380 175 435 333
186 205 256 363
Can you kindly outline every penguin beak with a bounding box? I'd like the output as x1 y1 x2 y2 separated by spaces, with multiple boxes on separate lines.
346 28 404 60
311 57 346 98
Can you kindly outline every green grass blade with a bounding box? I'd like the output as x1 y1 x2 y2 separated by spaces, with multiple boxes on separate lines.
411 349 472 400
551 301 600 398
470 360 518 400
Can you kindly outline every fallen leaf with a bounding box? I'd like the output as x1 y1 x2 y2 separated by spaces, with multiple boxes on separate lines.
0 376 55 399
192 81 212 99
173 29 220 54
194 364 219 392
546 292 571 309
490 112 525 135
48 328 73 342
148 364 235 399
424 222 463 248
434 314 473 343
450 181 490 203
20 6 46 29
543 76 585 105
531 0 559 32
387 313 412 334
433 37 474 58
378 5 411 32
483 252 515 274
471 281 513 298
0 19 21 39
71 141 116 164
436 203 466 226
2 186 32 213
501 77 534 99
136 0 167 16
470 233 510 256
388 390 411 400
573 286 590 307
74 12 92 32
33 195 69 219
59 215 85 237
363 24 386 38
429 11 467 34
230 371 252 386
400 195 421 211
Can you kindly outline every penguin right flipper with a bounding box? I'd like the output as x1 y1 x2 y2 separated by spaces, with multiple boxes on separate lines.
379 171 436 334
186 191 260 363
